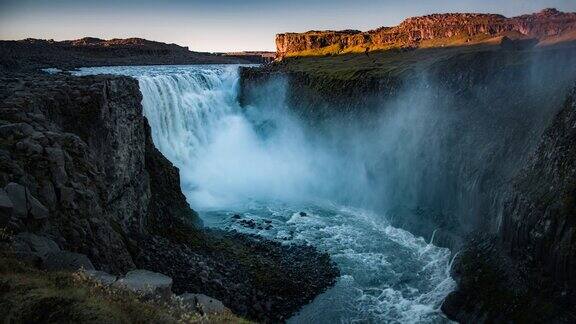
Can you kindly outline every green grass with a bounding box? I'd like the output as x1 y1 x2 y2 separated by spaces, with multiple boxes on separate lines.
285 44 343 57
274 44 509 81
271 40 576 84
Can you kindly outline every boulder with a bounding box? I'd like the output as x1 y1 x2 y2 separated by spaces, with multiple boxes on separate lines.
84 270 117 286
15 138 43 154
28 195 49 219
42 251 95 271
12 232 60 259
4 183 27 217
0 123 34 138
115 269 173 300
180 293 230 315
0 188 13 212
3 183 50 220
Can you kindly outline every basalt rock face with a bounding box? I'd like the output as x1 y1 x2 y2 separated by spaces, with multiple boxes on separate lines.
276 8 576 58
443 87 576 321
0 74 199 273
501 84 576 286
0 37 251 72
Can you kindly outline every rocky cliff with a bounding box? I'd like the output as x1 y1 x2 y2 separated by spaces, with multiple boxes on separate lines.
442 85 576 322
501 84 576 287
276 8 576 58
0 73 338 322
0 74 157 273
0 37 254 72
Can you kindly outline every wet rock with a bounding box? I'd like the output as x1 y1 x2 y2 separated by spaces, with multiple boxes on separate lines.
180 293 230 315
232 214 241 219
239 219 256 229
299 211 307 217
42 251 95 271
115 269 173 300
45 147 66 167
39 181 57 210
59 187 75 204
134 230 339 322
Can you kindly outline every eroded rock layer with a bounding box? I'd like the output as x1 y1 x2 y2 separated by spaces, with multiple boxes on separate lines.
276 8 576 58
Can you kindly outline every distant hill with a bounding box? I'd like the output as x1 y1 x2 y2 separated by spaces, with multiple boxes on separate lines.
276 8 576 58
0 37 264 72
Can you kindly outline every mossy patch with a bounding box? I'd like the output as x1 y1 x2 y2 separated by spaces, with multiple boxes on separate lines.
0 249 250 323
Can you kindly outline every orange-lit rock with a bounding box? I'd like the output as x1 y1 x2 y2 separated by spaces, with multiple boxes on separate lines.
276 8 576 58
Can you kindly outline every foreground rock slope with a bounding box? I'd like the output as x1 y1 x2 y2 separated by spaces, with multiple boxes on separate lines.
0 73 338 322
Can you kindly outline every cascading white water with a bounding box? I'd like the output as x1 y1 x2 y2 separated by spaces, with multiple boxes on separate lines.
73 65 455 323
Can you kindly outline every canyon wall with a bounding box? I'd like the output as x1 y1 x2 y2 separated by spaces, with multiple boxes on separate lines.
443 85 576 322
0 74 198 273
501 85 576 286
276 8 576 58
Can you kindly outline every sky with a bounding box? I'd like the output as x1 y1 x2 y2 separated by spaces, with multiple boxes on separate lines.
1 0 575 52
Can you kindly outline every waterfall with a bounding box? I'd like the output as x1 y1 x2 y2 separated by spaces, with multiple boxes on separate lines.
130 65 329 209
72 65 457 323
129 65 371 209
72 65 400 212
138 66 240 166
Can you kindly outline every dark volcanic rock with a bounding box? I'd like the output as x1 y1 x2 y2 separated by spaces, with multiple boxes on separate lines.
443 85 576 323
442 234 576 323
0 74 151 273
0 73 204 273
134 230 338 322
501 84 576 286
0 73 339 322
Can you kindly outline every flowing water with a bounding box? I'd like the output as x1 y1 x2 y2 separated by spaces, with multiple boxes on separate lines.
74 65 455 323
